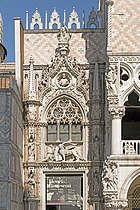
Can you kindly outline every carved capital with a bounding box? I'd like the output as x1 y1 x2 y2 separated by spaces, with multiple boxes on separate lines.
104 197 128 210
105 0 114 6
109 106 125 118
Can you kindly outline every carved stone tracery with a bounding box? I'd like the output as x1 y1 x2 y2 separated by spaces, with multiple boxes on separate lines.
38 26 89 101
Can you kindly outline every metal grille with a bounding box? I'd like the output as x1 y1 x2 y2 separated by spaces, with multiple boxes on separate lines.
132 187 140 208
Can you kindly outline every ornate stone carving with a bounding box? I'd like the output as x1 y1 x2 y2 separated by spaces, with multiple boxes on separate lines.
57 25 71 55
103 196 128 210
30 8 43 29
38 27 89 101
109 106 125 118
44 142 83 162
68 7 80 29
105 65 118 96
28 168 35 197
57 72 71 88
28 128 35 161
49 8 61 29
102 159 118 191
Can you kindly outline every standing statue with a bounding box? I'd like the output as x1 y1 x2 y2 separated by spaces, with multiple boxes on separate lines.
105 65 117 95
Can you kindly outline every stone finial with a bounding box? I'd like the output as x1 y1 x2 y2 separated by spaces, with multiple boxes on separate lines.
82 10 85 28
49 8 61 29
45 11 48 29
30 8 43 30
63 10 66 26
105 0 114 6
87 8 99 28
26 11 29 30
68 7 80 29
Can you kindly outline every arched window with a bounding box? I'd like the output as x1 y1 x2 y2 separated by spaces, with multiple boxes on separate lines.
46 97 83 142
122 92 140 140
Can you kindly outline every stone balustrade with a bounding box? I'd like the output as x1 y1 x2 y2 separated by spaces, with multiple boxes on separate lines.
121 140 140 155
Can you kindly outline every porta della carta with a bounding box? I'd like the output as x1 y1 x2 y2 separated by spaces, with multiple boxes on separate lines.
0 1 140 210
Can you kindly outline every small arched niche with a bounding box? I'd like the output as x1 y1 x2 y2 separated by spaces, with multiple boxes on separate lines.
127 175 140 210
122 92 140 140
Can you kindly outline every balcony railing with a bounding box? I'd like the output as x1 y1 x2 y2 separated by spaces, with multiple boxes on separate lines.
121 140 140 155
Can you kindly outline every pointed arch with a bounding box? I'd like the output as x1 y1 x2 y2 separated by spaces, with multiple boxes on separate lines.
119 168 140 200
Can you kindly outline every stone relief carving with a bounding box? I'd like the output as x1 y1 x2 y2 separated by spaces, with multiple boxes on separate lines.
105 65 117 96
109 106 125 118
44 142 83 162
102 159 118 191
57 72 71 88
28 168 35 197
103 196 128 210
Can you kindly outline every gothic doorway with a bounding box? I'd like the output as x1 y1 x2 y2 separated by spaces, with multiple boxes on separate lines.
127 175 140 210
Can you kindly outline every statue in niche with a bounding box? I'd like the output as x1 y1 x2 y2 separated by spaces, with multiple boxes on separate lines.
28 168 35 197
93 135 99 160
105 65 117 95
28 133 35 160
44 142 83 162
93 169 100 195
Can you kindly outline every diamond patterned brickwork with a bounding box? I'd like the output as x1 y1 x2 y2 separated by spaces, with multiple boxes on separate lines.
24 30 106 65
112 0 140 53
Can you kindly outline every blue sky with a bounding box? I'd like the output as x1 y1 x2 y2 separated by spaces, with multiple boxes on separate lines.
1 0 98 61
